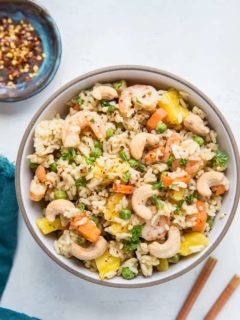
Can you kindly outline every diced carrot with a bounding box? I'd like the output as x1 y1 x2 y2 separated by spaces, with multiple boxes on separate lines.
192 200 207 232
212 184 226 196
163 133 181 162
112 183 133 194
161 174 191 187
71 213 101 243
144 146 165 164
147 108 168 131
172 159 202 175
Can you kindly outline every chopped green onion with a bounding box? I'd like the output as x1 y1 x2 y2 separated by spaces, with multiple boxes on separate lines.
128 159 139 168
113 80 123 91
180 159 188 167
175 199 184 214
167 155 174 168
77 203 85 211
152 181 165 190
94 140 103 149
119 150 128 161
85 157 96 165
211 150 229 169
90 215 99 225
122 172 131 183
151 195 164 209
207 216 214 229
76 177 87 187
49 162 57 173
90 147 102 159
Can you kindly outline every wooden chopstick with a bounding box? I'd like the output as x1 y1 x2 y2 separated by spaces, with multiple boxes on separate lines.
176 257 217 320
204 274 240 320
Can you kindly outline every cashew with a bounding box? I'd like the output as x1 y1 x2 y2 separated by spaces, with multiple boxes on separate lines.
130 133 159 160
92 85 118 100
132 184 159 220
183 113 210 136
70 236 107 260
45 199 76 222
148 226 181 258
197 171 229 197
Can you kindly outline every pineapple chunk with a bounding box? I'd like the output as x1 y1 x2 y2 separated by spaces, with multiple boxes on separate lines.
36 217 63 235
95 250 121 279
180 232 209 256
104 194 124 220
158 89 189 125
107 222 128 235
169 189 185 202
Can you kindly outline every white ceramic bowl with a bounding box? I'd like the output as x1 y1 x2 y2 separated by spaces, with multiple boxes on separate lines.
16 66 240 288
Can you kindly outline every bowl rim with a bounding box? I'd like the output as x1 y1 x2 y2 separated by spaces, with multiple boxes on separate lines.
0 0 62 102
16 65 240 288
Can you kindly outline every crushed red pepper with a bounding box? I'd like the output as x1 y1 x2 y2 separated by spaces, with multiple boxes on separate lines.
0 17 46 86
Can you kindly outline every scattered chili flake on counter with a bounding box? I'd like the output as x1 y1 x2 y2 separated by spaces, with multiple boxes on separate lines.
0 17 46 86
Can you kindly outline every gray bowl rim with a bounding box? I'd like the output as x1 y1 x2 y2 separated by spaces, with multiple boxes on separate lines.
16 65 240 288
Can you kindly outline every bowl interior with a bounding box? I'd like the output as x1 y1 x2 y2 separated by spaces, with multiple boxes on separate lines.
0 0 61 102
17 66 239 287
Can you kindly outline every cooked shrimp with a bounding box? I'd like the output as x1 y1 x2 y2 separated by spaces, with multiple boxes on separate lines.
119 85 158 116
29 179 47 201
142 216 170 241
62 111 106 147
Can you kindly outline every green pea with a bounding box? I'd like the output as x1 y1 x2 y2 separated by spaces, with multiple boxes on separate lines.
157 259 169 272
29 162 38 173
49 162 57 173
156 122 167 134
54 190 67 200
107 105 115 113
193 135 204 146
106 128 114 139
119 150 128 161
77 203 85 211
76 178 87 187
119 209 132 220
121 267 137 280
91 147 102 159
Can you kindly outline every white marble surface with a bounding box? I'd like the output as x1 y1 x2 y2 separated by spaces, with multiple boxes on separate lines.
1 0 240 319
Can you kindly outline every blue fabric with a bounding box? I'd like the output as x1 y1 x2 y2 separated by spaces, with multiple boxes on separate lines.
0 156 40 320
0 156 18 297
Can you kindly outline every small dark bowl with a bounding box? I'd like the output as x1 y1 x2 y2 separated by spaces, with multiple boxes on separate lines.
0 0 62 102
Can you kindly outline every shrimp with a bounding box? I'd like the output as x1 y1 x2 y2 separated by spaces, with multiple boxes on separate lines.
142 216 170 241
35 165 46 183
29 179 47 201
119 85 159 116
62 111 106 147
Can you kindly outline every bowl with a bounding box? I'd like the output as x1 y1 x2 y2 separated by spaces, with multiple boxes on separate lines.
16 65 240 288
0 0 62 102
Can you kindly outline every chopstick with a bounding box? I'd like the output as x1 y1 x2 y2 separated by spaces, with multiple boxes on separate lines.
204 275 240 320
176 257 217 320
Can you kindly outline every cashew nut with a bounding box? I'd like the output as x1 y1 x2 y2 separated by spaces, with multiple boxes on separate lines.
132 184 159 220
130 132 159 160
45 199 76 222
92 85 118 100
148 226 181 259
197 171 229 197
183 113 210 136
70 236 107 260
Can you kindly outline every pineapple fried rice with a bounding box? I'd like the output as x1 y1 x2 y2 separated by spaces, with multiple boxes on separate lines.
28 81 229 280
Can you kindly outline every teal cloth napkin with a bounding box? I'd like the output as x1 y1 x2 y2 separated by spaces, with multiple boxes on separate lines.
0 156 40 320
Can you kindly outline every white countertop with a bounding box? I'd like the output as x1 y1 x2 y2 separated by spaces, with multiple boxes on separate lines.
1 0 240 319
